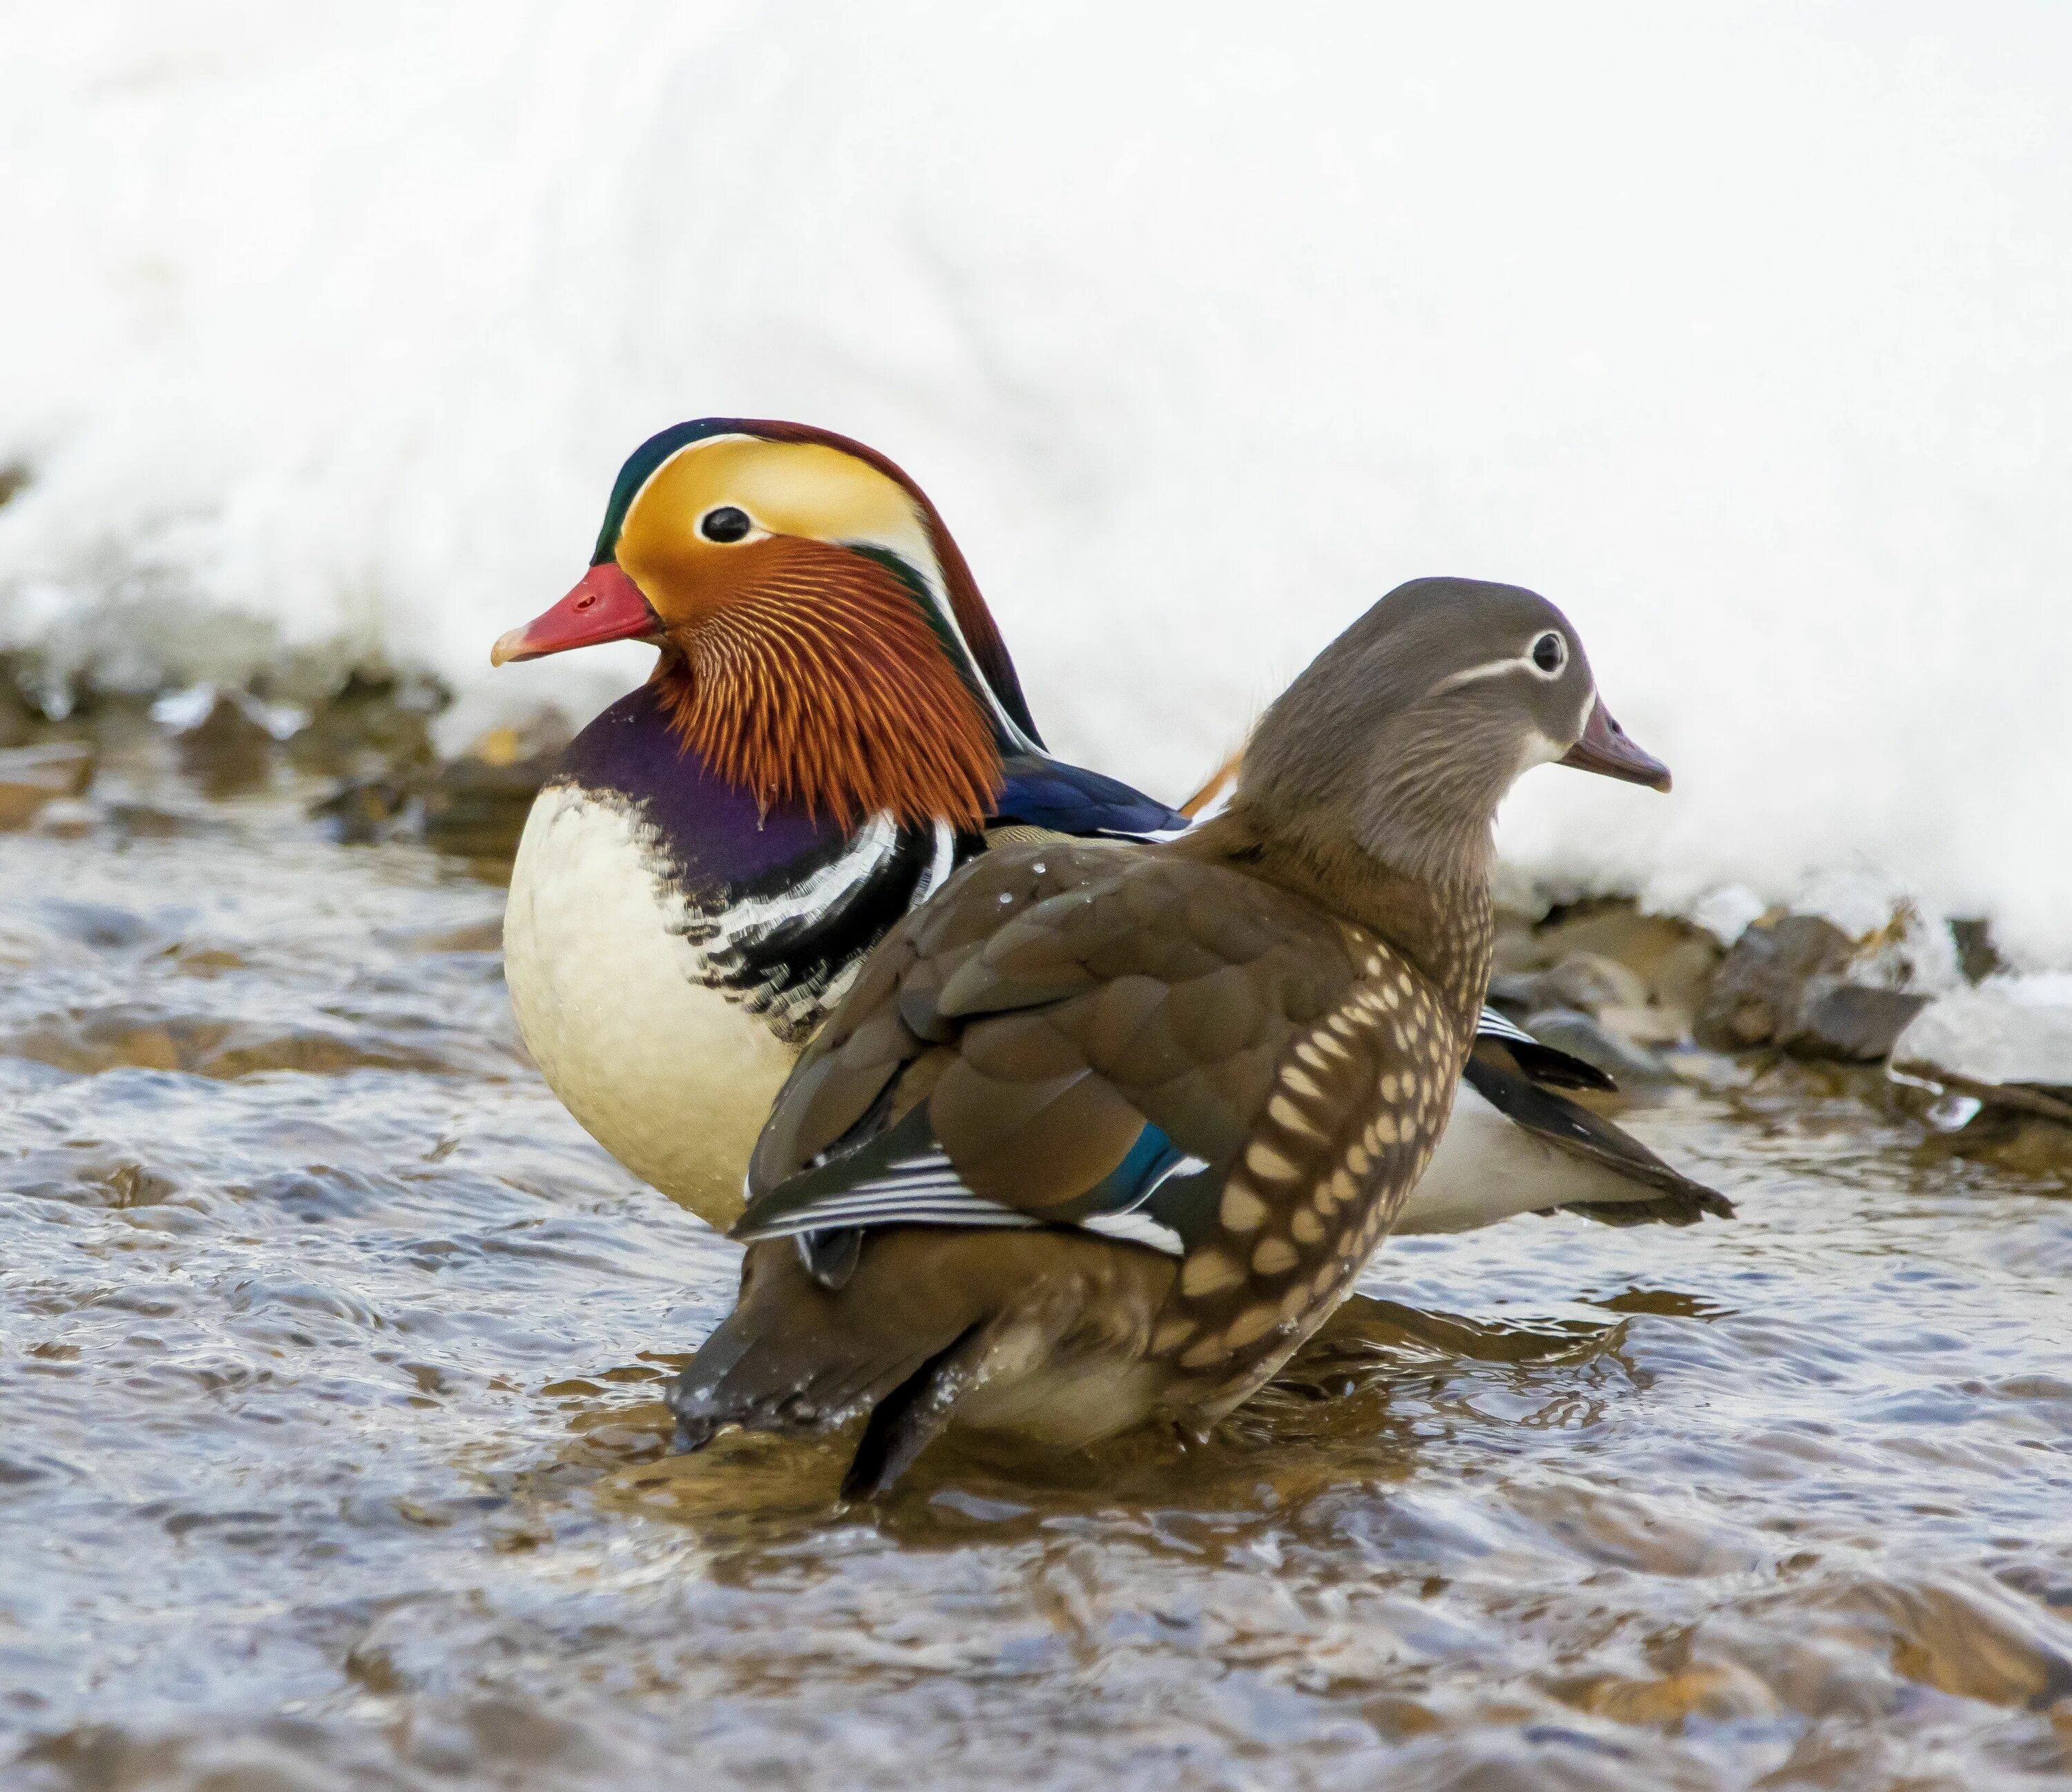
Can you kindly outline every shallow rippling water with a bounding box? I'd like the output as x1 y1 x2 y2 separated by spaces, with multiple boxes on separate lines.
3 758 2071 1792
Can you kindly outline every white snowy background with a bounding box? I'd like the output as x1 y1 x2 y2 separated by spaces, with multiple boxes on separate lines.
3 3 2069 964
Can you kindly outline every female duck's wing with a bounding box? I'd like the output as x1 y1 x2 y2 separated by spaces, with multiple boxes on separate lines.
734 1100 1208 1288
735 840 1392 1277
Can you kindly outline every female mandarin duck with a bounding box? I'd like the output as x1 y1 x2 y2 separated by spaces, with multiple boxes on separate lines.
491 421 1723 1237
674 579 1675 1494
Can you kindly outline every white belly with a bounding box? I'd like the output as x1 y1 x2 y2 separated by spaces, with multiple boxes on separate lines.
503 786 797 1232
1397 1080 1638 1233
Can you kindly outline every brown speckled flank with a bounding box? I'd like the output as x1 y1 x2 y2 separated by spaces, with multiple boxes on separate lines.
1151 918 1487 1418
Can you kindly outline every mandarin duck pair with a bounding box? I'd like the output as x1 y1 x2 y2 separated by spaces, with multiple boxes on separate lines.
495 420 1716 1494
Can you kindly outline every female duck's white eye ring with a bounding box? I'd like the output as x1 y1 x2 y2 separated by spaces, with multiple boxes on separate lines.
700 505 754 543
1530 631 1567 677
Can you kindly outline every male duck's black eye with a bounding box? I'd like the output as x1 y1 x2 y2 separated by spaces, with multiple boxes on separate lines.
1531 631 1566 675
700 505 753 543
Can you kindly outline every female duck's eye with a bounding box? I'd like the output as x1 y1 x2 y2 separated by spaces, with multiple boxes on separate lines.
699 505 753 543
1531 631 1566 675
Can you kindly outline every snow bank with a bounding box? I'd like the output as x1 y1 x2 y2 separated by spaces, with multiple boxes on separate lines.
1893 976 2072 1089
4 3 2070 960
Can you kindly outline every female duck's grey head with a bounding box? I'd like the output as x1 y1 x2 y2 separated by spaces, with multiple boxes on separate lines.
1240 577 1669 887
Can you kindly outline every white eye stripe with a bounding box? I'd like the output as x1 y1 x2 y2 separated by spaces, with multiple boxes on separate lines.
1432 634 1571 695
1431 655 1534 694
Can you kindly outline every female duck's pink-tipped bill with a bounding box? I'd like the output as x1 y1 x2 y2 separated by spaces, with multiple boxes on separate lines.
490 564 661 666
1561 699 1671 792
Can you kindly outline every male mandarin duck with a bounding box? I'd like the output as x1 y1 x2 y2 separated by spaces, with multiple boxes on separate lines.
491 421 1724 1237
674 579 1676 1494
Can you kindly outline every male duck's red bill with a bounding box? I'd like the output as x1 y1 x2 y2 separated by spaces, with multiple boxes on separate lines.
490 563 659 666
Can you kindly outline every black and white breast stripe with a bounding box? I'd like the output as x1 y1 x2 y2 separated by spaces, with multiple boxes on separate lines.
673 815 969 1044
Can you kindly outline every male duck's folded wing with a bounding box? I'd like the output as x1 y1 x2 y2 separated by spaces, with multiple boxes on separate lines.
992 754 1193 841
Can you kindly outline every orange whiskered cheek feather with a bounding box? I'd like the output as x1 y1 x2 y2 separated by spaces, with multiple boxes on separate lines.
650 538 1004 833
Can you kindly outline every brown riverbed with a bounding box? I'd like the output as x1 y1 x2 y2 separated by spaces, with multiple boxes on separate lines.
3 751 2071 1792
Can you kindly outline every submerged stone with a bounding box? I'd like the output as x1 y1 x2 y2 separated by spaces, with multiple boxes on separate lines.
421 715 572 865
173 692 279 797
284 665 445 779
310 775 415 845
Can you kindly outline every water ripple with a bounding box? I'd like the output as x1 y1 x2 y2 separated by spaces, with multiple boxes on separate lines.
2 785 2069 1789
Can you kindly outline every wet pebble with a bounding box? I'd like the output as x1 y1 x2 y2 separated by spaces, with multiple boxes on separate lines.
1695 914 1856 1051
0 742 96 829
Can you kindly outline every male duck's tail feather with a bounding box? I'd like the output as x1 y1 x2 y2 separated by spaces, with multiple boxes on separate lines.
840 1324 987 1499
1461 1046 1733 1227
